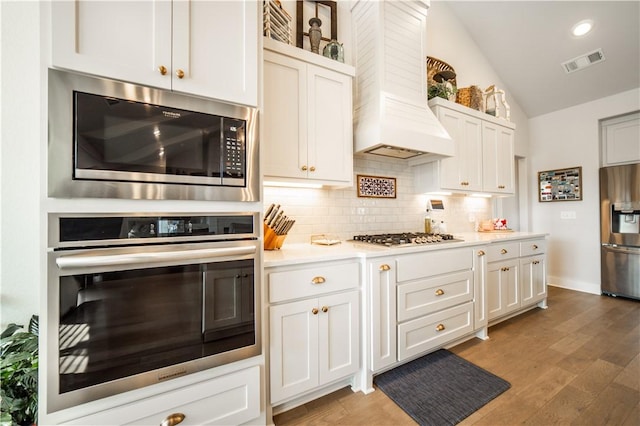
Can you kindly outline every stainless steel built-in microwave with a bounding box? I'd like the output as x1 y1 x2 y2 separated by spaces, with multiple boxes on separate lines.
48 69 259 201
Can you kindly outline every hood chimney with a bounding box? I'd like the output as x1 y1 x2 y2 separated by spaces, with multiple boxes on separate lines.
351 0 453 161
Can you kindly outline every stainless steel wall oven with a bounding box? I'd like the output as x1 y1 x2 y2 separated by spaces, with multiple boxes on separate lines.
47 213 261 412
48 69 259 201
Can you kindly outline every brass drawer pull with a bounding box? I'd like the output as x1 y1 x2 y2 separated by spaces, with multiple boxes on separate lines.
477 250 485 256
176 69 185 79
500 248 508 254
309 166 316 172
161 413 185 426
533 260 540 265
435 289 445 296
379 264 391 271
435 324 445 332
501 267 510 272
301 165 308 171
532 244 538 250
158 65 168 76
312 308 319 315
322 306 328 313
311 276 326 285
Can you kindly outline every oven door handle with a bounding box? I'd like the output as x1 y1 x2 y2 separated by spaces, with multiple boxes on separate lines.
56 246 256 270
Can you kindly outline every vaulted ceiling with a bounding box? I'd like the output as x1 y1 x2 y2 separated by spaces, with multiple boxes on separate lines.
446 1 640 118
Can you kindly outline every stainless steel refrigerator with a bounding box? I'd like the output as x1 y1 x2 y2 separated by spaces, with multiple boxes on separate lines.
600 163 640 300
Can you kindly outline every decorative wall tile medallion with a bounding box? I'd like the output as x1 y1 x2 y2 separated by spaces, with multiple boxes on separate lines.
357 175 396 198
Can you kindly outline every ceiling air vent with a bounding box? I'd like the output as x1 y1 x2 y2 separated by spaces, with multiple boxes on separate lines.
562 48 605 73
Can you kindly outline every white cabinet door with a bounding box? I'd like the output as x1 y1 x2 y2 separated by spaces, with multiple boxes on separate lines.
368 259 397 372
52 1 258 105
521 256 547 306
307 66 354 184
474 248 488 329
318 291 360 384
436 108 483 192
487 258 520 321
52 1 172 89
263 51 307 180
482 122 515 194
263 46 354 186
269 299 319 404
171 1 258 105
601 112 640 166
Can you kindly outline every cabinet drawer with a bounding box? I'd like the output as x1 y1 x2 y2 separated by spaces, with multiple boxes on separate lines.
520 239 546 257
68 366 260 425
269 261 359 303
396 248 472 283
486 242 520 262
398 302 474 361
397 271 473 322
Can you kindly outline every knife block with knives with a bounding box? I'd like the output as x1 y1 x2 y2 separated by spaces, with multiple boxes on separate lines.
263 204 295 250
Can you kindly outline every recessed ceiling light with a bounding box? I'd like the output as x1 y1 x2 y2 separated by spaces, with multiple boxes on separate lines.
572 20 593 37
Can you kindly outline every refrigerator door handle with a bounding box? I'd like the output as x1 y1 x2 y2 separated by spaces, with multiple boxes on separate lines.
602 245 640 255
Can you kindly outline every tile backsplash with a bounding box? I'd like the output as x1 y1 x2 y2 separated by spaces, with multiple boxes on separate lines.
264 156 492 244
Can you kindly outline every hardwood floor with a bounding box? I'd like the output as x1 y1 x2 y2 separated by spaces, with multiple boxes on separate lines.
273 287 640 425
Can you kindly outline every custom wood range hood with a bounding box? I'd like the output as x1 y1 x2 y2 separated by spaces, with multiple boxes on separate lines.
351 0 453 160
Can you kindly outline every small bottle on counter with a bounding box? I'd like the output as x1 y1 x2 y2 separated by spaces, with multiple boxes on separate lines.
424 210 432 233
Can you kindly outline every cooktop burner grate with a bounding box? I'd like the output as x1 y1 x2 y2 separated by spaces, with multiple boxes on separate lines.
352 232 461 247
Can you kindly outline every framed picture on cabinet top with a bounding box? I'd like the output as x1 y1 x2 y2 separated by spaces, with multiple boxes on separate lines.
538 166 582 202
296 0 337 50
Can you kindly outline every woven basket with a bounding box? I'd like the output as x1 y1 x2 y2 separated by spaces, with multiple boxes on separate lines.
426 56 457 87
456 86 483 111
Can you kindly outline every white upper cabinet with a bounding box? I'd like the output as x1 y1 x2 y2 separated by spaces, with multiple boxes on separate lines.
600 112 640 167
51 0 258 106
414 98 516 195
263 39 354 186
482 121 515 194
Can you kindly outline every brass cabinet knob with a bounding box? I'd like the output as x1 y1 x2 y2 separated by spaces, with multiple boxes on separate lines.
301 165 308 171
158 65 168 75
311 276 326 285
379 264 391 271
435 289 445 296
312 308 319 315
533 260 540 265
309 166 316 172
498 185 505 189
533 244 538 250
500 267 510 272
322 306 328 313
176 69 185 79
161 413 185 426
477 250 485 256
435 324 445 332
500 248 508 254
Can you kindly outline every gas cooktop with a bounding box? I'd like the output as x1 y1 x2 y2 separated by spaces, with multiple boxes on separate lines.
352 232 462 247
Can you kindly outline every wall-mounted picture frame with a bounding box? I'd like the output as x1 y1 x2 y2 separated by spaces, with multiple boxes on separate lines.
296 0 337 49
357 175 396 199
538 166 582 202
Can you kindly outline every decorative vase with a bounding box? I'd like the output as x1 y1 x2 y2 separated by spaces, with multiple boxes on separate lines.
323 39 344 62
308 17 322 54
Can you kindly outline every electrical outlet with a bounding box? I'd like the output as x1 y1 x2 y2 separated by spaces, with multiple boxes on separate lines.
560 211 577 220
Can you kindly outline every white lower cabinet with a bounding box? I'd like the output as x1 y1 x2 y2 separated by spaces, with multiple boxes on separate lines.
520 239 548 306
486 242 521 321
268 261 360 405
368 258 397 372
487 238 548 322
67 366 260 425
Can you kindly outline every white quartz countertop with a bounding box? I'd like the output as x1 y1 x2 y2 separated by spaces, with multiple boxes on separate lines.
263 231 548 268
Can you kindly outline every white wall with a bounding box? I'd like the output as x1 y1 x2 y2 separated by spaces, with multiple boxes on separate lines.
0 1 42 329
529 88 640 294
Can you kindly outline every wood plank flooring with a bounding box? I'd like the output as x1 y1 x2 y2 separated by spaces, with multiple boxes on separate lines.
273 287 640 425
